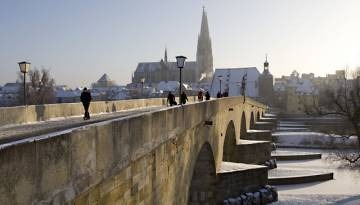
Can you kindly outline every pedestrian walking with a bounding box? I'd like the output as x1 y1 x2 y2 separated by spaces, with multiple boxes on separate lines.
167 92 176 106
180 91 188 105
205 91 210 100
217 91 222 98
197 90 203 102
80 87 92 120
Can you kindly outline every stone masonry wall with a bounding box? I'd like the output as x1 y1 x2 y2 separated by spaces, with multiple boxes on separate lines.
0 97 267 204
216 167 268 201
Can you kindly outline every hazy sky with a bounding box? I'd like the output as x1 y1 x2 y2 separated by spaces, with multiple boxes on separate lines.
1 0 360 87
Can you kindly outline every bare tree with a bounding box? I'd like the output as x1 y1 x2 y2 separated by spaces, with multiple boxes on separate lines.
304 68 360 165
18 67 56 105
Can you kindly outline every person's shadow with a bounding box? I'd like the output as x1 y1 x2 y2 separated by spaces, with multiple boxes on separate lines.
35 104 45 121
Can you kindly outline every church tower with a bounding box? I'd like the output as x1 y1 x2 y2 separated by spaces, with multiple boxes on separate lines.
196 7 213 81
259 54 274 105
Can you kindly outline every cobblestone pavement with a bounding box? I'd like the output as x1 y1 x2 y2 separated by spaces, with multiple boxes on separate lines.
0 105 166 144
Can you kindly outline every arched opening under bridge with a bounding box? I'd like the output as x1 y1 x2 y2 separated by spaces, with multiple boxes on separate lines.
240 112 247 139
223 121 237 162
188 143 216 205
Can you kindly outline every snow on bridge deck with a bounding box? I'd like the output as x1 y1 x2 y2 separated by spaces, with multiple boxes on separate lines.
0 105 166 146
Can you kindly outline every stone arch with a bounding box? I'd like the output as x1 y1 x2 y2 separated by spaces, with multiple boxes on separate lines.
188 142 216 205
257 111 260 121
223 120 237 162
250 112 255 129
240 112 247 139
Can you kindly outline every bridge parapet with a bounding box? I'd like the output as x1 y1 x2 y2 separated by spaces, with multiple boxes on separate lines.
0 97 202 127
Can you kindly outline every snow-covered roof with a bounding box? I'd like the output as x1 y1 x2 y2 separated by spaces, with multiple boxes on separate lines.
56 89 81 98
2 83 21 93
280 77 318 95
157 81 180 92
210 67 260 97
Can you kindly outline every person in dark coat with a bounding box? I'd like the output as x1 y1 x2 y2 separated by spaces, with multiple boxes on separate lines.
197 90 203 102
180 91 188 105
217 91 222 98
205 91 210 100
223 91 229 97
80 87 92 120
167 92 176 106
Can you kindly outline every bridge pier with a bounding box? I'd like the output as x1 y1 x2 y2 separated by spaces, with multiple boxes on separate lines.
216 162 268 203
255 121 275 131
245 130 273 142
235 140 272 164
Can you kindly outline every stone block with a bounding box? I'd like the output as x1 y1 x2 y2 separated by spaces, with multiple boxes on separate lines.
0 142 36 205
236 140 271 164
100 177 116 197
74 193 89 205
95 124 115 175
88 185 100 204
70 127 97 193
112 120 130 170
36 133 71 203
129 115 150 160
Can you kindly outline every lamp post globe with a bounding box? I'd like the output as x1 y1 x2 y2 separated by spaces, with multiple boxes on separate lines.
175 56 187 100
18 61 31 105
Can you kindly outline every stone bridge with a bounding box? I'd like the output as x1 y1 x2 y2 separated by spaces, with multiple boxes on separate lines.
0 97 276 205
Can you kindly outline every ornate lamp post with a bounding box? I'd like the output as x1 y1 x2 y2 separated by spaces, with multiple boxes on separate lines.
241 72 247 103
217 75 224 94
18 61 31 105
140 77 145 98
176 56 187 99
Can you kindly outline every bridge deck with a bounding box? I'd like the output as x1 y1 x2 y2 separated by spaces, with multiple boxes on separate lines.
0 105 165 145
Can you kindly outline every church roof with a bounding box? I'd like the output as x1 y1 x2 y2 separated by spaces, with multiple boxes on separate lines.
135 61 198 73
98 73 112 82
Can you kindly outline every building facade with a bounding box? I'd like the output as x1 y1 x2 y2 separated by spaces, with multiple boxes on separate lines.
274 71 319 114
210 67 260 98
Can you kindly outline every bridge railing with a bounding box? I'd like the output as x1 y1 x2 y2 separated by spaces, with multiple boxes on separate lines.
0 97 195 127
0 96 265 127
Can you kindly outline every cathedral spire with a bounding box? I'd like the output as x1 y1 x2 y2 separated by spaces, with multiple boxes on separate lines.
164 46 168 63
196 7 213 81
199 6 210 39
